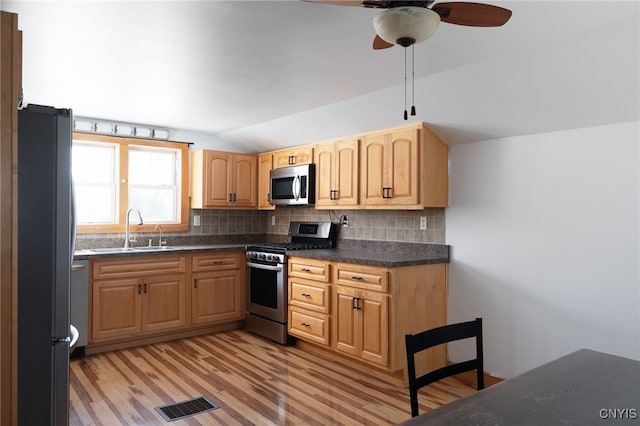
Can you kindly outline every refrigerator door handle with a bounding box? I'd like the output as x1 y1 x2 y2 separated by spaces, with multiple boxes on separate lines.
52 336 71 344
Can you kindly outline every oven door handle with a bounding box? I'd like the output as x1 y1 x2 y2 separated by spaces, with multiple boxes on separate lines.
247 261 284 272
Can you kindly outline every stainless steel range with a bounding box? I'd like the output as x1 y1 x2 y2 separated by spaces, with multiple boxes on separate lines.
246 221 338 344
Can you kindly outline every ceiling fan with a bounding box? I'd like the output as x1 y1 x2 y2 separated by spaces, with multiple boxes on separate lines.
304 1 512 49
305 1 512 120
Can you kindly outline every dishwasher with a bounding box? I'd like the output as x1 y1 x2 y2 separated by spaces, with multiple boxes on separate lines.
70 260 88 357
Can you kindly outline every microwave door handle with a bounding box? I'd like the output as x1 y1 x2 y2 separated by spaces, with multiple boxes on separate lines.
292 175 300 200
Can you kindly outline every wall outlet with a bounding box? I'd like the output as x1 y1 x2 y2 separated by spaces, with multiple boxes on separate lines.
419 216 427 230
271 215 276 226
193 215 201 227
340 215 349 227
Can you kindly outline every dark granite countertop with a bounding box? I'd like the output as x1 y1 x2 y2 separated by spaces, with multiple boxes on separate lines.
73 243 253 260
287 245 449 267
74 238 450 267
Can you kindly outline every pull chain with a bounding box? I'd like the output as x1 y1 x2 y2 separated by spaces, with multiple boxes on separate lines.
411 45 416 116
403 47 408 120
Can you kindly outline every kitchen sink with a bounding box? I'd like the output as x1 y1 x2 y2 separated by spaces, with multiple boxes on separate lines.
86 246 177 254
132 246 175 251
88 247 136 254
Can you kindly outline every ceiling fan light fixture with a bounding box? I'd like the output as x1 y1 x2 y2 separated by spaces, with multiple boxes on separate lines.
373 6 440 47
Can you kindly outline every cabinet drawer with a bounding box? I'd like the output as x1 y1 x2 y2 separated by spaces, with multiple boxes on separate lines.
289 279 329 313
334 263 388 292
288 257 330 282
92 256 186 280
289 308 329 346
192 252 241 272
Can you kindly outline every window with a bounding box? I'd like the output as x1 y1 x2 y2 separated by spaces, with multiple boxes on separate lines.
72 133 189 233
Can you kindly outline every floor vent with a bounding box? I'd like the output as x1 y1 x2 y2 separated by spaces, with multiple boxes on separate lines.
155 396 219 422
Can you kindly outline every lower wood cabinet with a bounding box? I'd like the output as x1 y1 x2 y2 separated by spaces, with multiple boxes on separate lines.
191 252 245 325
287 256 448 382
334 285 388 367
89 251 245 348
92 273 186 341
91 255 187 342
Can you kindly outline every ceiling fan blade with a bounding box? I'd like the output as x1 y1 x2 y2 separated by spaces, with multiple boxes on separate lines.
373 34 394 50
302 0 363 6
432 2 512 27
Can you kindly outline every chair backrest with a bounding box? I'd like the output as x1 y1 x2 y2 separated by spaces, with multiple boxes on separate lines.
405 317 484 417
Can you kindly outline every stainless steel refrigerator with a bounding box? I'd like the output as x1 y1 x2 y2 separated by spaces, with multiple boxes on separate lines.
18 104 74 426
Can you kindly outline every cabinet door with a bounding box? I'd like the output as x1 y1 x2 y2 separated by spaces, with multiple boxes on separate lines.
360 291 388 366
314 143 335 207
273 146 314 167
232 154 257 208
388 128 419 205
141 274 186 333
191 270 243 325
92 278 141 342
204 150 232 207
334 286 359 356
257 153 275 210
335 138 359 206
333 286 389 367
361 133 387 206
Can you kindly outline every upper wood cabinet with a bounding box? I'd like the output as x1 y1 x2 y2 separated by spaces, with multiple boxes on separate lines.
314 137 360 208
271 145 314 168
361 123 448 209
191 150 257 209
257 153 275 210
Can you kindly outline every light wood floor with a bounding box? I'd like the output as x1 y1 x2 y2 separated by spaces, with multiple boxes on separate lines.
69 330 476 425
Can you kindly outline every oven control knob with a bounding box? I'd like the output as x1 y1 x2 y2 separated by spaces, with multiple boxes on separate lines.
259 253 266 260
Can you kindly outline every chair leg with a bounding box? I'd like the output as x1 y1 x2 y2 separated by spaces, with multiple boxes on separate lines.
410 393 419 417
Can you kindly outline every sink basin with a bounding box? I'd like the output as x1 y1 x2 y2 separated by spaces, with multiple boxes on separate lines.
88 247 136 254
132 246 175 251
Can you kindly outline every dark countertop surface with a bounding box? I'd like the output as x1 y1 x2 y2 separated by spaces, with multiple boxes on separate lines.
74 243 251 260
75 241 450 267
287 248 449 267
397 349 640 426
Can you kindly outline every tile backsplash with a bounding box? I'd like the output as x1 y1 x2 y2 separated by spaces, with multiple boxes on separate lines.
266 207 445 244
76 207 445 247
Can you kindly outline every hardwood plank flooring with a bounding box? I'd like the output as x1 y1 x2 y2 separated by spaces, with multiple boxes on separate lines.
70 330 476 425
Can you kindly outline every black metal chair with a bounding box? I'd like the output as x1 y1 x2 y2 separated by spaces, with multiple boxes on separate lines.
405 317 484 417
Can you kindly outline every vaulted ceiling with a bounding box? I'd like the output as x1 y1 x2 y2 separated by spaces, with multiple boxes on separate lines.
3 1 639 152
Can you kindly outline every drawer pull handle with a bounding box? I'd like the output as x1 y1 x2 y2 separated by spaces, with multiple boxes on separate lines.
301 322 311 328
351 276 364 280
212 260 224 264
301 293 311 298
301 268 311 272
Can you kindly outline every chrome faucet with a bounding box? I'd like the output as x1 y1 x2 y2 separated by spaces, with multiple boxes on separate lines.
154 224 166 247
124 208 143 248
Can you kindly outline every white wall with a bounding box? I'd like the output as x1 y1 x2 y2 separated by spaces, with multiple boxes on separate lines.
446 121 640 379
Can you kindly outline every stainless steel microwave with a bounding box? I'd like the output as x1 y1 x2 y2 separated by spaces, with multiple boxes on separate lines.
269 164 316 206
